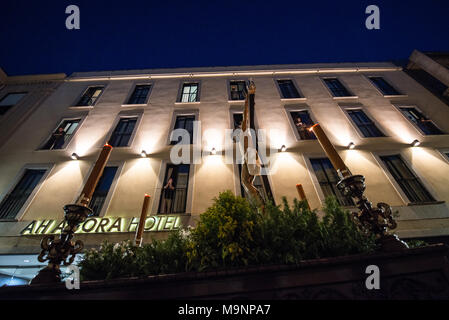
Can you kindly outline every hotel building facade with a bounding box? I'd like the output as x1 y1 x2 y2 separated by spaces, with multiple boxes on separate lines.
1 59 449 285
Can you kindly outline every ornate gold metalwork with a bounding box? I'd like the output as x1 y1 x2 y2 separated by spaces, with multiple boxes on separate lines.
337 174 408 251
30 204 91 284
240 80 265 208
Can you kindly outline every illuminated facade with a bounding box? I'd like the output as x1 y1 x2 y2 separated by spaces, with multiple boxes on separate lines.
1 61 449 285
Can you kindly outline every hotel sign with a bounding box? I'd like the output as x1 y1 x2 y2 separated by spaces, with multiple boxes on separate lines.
21 215 182 236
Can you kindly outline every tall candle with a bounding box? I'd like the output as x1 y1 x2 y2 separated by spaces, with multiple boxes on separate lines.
296 184 310 210
135 194 151 247
310 124 351 178
78 144 113 206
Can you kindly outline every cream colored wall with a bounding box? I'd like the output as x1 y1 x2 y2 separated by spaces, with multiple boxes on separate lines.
0 64 448 235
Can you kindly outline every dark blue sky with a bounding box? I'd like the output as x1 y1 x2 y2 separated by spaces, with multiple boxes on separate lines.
1 0 448 76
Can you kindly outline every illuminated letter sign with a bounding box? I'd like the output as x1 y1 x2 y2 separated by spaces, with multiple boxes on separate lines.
20 215 182 236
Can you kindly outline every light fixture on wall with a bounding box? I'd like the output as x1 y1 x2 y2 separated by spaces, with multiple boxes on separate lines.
280 145 287 152
71 153 79 160
211 147 217 155
140 150 148 158
411 139 421 147
347 142 355 150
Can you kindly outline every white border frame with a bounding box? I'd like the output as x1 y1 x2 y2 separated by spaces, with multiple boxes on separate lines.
437 148 449 164
284 104 318 141
339 104 388 139
372 150 440 205
175 80 202 104
72 161 125 217
70 83 108 108
227 78 249 102
121 81 153 106
0 163 55 221
166 109 199 146
273 78 306 101
101 110 144 148
363 74 406 98
392 103 446 137
320 76 358 100
36 112 89 151
151 161 195 215
302 153 357 209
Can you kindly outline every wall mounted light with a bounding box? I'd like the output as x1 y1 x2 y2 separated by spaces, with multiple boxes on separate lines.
347 142 355 150
71 153 79 160
411 139 421 147
211 147 217 155
280 145 287 152
140 150 148 158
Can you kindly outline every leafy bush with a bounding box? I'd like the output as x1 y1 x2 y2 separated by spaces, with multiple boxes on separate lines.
80 190 378 280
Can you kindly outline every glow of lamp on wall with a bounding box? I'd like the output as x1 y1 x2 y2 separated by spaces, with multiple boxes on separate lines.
411 139 421 147
211 147 217 155
140 150 148 158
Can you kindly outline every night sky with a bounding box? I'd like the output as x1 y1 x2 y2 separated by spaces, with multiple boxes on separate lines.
0 0 448 76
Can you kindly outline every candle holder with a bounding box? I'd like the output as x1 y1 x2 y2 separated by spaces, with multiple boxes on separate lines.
30 203 92 285
336 174 408 252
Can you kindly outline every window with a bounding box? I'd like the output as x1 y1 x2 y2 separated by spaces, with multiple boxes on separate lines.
346 109 384 137
180 83 199 102
310 158 354 206
0 92 27 115
41 119 81 150
171 115 195 145
0 169 46 219
368 77 400 95
323 78 352 97
290 111 316 140
399 107 443 135
237 164 274 204
229 81 247 100
89 166 118 216
127 84 151 104
76 86 104 106
380 155 435 203
277 80 301 99
109 117 137 147
159 164 190 214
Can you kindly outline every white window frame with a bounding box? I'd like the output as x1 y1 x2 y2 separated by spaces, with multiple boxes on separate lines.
227 79 249 102
393 104 445 137
102 110 143 148
372 151 440 205
151 161 195 215
284 104 318 141
363 74 406 98
72 161 124 217
320 76 358 100
167 109 199 146
437 148 449 164
176 80 201 104
339 104 388 139
71 84 107 108
36 113 88 151
274 78 306 101
0 163 54 221
303 153 356 208
122 82 153 106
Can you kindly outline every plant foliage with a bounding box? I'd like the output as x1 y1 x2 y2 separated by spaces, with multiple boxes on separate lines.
79 191 378 280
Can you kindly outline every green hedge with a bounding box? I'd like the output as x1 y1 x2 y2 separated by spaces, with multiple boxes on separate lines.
79 190 379 280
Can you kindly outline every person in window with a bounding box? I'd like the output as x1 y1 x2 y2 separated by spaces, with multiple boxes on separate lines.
44 127 66 150
295 117 309 140
161 177 175 213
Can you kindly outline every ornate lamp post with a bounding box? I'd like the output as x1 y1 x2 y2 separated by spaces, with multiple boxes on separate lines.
310 124 408 252
30 144 113 284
